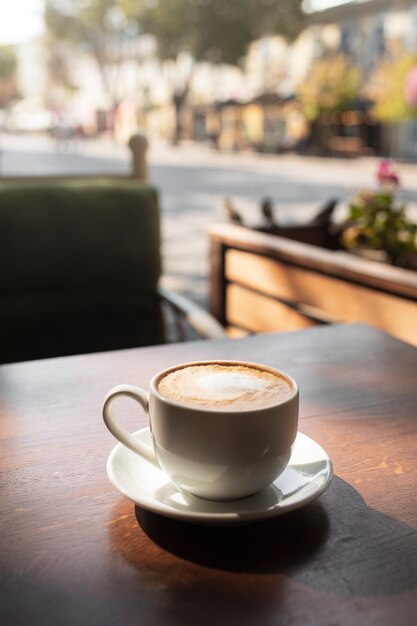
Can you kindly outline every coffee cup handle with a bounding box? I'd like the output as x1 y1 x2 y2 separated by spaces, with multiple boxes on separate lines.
103 384 160 467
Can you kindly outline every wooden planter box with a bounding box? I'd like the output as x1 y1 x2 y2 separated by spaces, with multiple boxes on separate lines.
208 223 417 346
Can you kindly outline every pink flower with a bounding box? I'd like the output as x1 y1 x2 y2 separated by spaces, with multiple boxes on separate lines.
404 66 417 107
377 160 400 187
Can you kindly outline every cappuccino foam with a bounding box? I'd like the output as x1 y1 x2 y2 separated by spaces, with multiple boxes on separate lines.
157 363 292 411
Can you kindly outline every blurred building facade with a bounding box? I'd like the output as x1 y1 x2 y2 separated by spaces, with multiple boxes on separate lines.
5 0 417 158
306 0 417 157
205 0 417 157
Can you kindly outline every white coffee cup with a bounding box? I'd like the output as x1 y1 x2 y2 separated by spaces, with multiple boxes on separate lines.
102 360 299 501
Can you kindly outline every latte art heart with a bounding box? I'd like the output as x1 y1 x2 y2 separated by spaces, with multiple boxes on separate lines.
196 372 267 399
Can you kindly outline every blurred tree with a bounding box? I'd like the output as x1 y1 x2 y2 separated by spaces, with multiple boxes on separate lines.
297 54 361 121
0 46 18 108
126 0 303 62
123 0 305 142
46 0 304 141
45 0 141 107
365 53 417 122
0 46 17 80
45 0 303 138
46 39 79 96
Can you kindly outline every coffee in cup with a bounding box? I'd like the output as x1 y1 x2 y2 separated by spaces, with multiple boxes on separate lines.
157 362 293 411
103 360 298 500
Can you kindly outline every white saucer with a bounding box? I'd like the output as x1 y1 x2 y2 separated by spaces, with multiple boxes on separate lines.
106 428 333 525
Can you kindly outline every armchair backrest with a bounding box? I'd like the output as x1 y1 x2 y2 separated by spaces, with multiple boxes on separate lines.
0 179 163 363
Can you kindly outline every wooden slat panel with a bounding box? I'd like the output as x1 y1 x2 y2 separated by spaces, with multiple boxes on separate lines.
225 249 417 345
208 223 417 299
226 284 318 333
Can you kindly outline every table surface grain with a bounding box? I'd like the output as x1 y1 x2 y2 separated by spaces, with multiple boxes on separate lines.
1 323 416 626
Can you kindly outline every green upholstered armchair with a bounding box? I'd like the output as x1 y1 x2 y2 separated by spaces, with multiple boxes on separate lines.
0 178 224 364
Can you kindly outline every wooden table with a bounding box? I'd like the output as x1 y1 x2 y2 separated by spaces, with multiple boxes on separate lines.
1 323 416 626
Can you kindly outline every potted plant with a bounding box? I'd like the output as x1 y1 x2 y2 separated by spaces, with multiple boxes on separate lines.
341 160 417 268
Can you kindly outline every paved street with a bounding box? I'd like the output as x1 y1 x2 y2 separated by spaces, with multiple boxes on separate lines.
1 132 416 307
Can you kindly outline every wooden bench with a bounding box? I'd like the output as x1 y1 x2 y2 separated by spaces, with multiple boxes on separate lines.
208 223 417 346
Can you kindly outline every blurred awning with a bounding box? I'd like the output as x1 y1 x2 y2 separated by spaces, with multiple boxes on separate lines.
210 93 296 110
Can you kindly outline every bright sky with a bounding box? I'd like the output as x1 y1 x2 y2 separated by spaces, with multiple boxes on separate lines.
0 0 45 45
304 0 354 11
0 0 356 46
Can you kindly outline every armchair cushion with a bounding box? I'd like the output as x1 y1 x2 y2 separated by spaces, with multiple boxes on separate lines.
0 179 163 362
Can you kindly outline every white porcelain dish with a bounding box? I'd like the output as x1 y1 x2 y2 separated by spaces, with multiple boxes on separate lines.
106 428 333 525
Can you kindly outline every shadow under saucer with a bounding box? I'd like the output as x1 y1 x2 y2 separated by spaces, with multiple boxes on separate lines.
131 475 417 597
